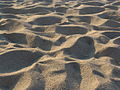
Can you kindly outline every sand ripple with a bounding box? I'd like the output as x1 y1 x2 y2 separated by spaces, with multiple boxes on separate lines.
0 0 120 90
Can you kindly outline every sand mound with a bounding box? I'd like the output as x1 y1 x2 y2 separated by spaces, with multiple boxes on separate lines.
0 0 120 90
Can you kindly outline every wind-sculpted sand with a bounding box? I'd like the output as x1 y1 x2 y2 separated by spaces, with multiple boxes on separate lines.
0 0 120 90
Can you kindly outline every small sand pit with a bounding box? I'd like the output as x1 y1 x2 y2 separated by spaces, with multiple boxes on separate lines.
0 49 42 73
30 16 63 25
64 36 95 59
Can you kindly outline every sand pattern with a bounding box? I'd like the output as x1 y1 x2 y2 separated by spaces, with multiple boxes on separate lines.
0 0 120 90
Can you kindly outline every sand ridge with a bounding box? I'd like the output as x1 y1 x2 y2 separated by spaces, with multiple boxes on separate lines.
0 0 120 90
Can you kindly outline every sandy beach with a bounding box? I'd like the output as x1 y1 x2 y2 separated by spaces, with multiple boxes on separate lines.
0 0 120 90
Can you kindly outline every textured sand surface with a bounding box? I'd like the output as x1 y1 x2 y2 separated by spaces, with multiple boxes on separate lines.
0 0 120 90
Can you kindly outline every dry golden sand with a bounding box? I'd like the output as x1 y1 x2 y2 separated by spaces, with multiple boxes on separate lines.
0 0 120 90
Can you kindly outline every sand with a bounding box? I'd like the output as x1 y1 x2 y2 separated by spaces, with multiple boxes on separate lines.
0 0 120 90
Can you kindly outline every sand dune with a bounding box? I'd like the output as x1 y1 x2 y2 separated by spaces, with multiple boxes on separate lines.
0 0 120 90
